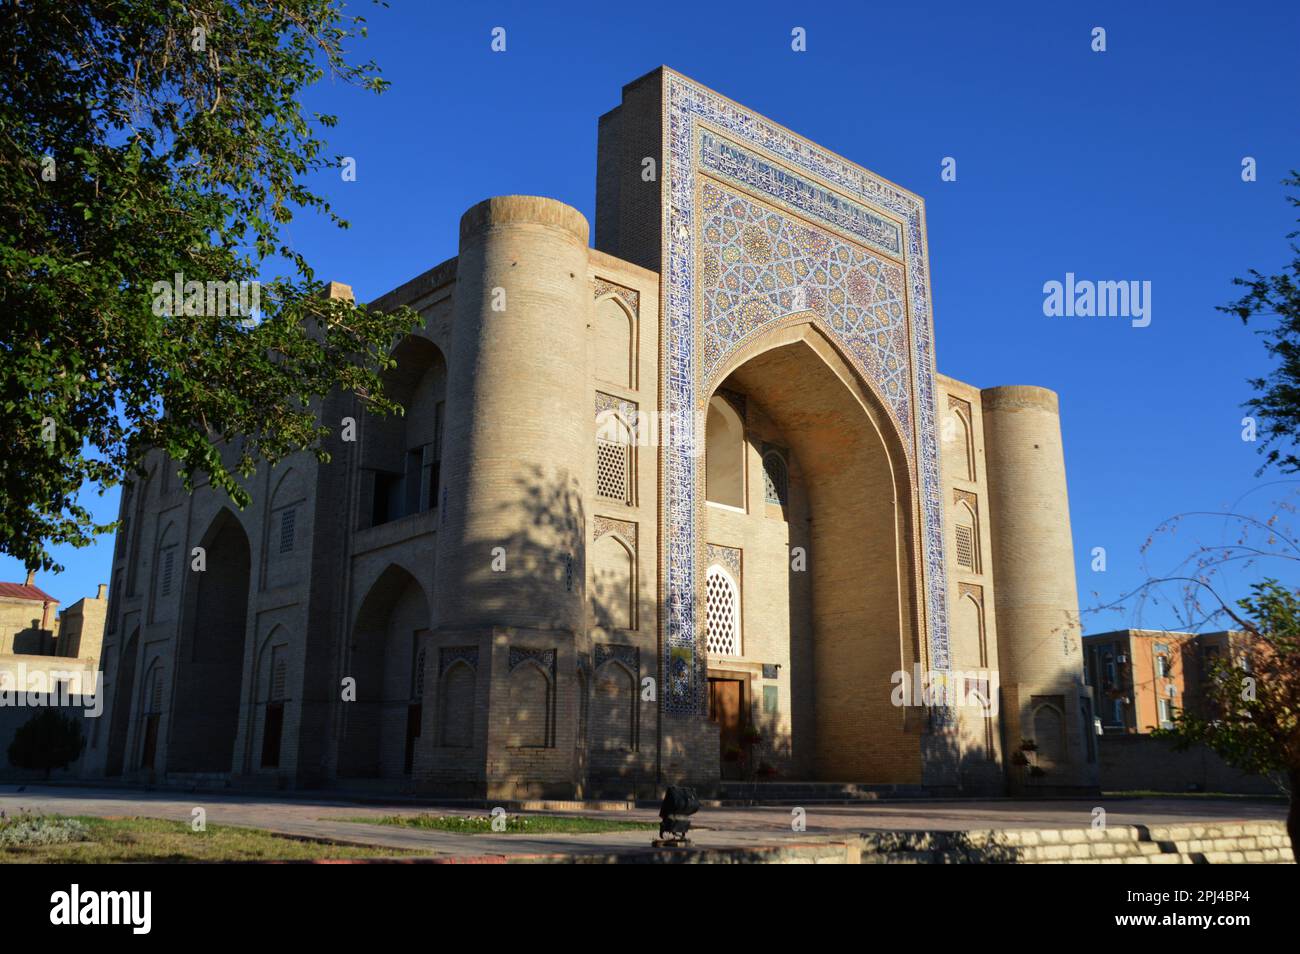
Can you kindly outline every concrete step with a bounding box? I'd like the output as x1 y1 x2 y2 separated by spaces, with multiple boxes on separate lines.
855 822 1294 864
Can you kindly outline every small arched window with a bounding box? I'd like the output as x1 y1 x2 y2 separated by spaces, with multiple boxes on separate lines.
595 411 634 505
705 564 741 657
952 499 980 574
762 450 788 506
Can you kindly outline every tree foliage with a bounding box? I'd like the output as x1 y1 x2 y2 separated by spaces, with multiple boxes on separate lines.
1157 581 1299 777
7 708 86 778
0 1 417 571
1154 580 1300 861
1221 171 1300 474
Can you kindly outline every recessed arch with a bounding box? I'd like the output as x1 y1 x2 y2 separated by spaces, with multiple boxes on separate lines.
699 320 926 782
104 625 140 776
947 404 975 481
137 658 165 771
438 659 476 749
1031 703 1066 765
705 395 745 509
594 295 635 388
169 507 251 774
953 593 985 669
125 466 155 596
507 659 553 748
707 319 915 487
951 498 980 574
251 624 291 770
592 659 636 755
339 563 431 778
595 410 635 505
150 521 180 620
589 532 635 631
362 335 448 527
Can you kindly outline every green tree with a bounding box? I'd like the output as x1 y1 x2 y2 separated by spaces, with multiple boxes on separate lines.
1221 171 1300 474
1 1 417 571
1155 580 1300 863
7 708 87 779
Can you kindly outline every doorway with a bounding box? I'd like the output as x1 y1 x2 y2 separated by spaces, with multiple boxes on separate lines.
708 677 747 779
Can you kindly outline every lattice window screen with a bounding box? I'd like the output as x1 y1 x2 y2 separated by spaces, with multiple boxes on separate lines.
705 566 740 656
279 507 296 554
955 524 976 571
596 439 630 503
412 647 426 699
763 452 788 505
149 669 164 713
271 653 287 701
160 547 176 596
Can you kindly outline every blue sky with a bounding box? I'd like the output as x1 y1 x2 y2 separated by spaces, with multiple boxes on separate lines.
8 0 1299 632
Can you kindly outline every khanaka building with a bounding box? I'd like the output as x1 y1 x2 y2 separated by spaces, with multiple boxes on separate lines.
83 69 1099 797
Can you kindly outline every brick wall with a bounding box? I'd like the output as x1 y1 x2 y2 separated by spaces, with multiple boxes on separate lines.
1099 734 1279 796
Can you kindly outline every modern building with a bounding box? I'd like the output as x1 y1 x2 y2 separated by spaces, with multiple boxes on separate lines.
83 68 1099 798
1083 629 1247 734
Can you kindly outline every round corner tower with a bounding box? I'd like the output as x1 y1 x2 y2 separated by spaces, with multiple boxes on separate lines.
435 195 590 636
981 384 1098 791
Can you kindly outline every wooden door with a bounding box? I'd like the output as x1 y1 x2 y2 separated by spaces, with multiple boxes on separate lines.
708 678 745 779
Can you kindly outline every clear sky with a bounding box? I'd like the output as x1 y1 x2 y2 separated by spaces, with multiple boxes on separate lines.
8 0 1299 633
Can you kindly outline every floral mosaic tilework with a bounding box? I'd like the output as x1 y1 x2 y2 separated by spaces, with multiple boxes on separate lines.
704 543 741 581
659 71 951 715
698 180 912 434
594 278 641 316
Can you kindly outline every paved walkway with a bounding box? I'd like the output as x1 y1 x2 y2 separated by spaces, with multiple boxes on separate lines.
0 785 1286 860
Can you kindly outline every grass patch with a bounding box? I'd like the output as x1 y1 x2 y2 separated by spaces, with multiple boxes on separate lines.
0 811 91 847
345 812 658 835
0 815 421 863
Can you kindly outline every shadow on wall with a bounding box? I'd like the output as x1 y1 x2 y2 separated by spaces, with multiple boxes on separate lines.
925 714 1004 795
453 463 585 627
10 623 53 655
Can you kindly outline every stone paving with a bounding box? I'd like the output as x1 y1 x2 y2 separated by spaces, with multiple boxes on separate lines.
0 784 1286 861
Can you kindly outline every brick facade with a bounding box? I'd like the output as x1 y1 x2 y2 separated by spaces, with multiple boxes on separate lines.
81 70 1097 798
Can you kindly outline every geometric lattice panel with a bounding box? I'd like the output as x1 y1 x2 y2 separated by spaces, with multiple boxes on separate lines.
705 565 739 656
955 524 975 571
700 181 911 431
762 450 788 506
596 439 629 503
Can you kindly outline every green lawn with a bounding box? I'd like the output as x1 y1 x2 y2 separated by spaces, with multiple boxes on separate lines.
344 812 658 835
0 815 420 863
